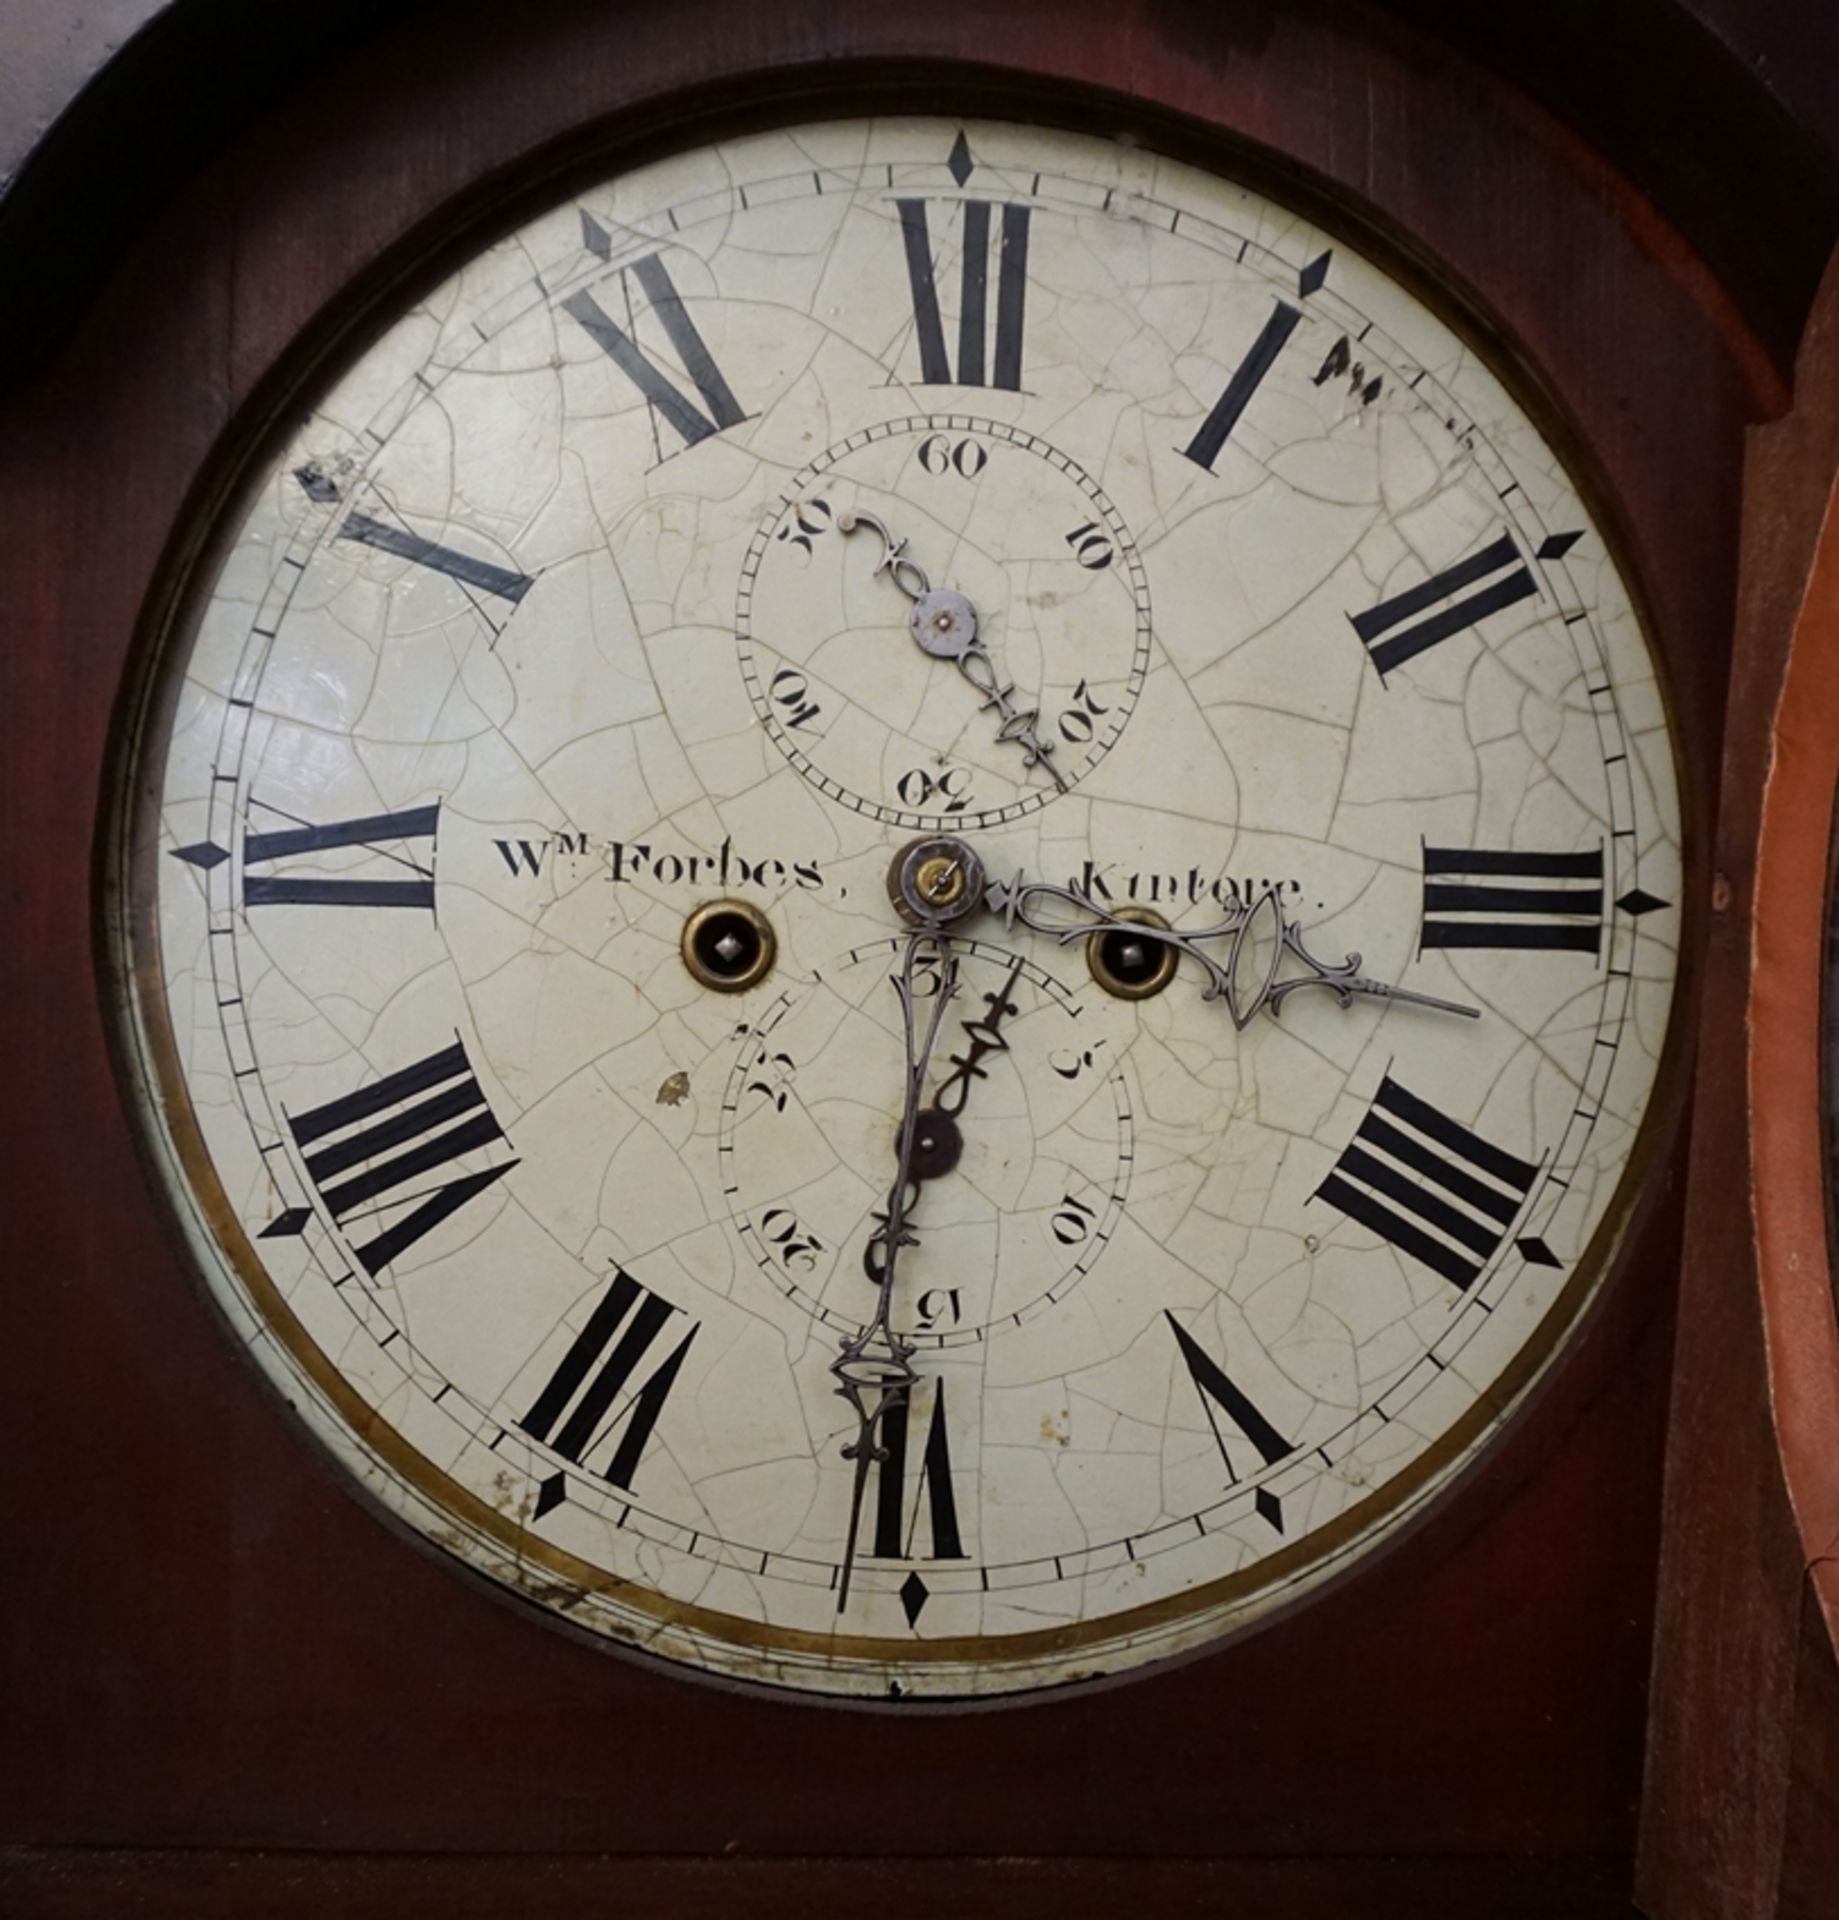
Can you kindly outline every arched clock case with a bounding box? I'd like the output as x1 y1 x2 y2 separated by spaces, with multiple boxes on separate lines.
0 2 1786 1912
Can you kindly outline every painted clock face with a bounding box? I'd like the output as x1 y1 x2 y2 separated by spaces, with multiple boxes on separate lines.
125 117 1683 1700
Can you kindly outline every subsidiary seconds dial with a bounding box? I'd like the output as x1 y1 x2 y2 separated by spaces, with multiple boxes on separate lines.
738 418 1150 827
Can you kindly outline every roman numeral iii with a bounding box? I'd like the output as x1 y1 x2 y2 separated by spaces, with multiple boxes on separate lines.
274 1039 516 1275
1350 532 1537 679
896 199 1032 389
519 1266 698 1493
563 253 747 450
1421 844 1604 954
1313 1076 1538 1291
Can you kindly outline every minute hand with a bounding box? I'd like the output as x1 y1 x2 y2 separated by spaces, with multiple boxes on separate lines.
984 874 1479 1029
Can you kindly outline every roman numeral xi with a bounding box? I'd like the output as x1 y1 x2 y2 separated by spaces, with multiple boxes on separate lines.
261 1039 516 1275
564 252 746 452
1313 1076 1540 1292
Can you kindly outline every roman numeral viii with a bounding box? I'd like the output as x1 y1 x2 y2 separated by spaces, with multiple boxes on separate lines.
897 199 1032 389
174 803 439 911
272 1039 516 1275
1421 845 1604 954
563 253 747 451
1350 532 1537 679
519 1266 698 1494
1314 1076 1538 1291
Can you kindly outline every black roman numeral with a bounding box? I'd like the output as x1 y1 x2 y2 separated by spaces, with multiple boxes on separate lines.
173 803 440 909
278 1039 516 1275
1314 1076 1538 1291
337 512 533 604
1350 532 1537 679
1180 300 1303 471
1421 845 1604 954
1166 1313 1295 1535
519 1266 698 1493
870 1380 965 1562
896 199 1031 390
562 254 747 451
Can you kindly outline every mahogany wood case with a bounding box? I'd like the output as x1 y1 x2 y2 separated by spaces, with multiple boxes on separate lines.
0 1 1810 1911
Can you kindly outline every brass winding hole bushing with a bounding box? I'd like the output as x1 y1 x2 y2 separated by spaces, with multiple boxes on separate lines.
682 899 777 992
1087 906 1179 1000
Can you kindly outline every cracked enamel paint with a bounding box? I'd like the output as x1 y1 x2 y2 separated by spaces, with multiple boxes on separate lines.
125 118 1684 1700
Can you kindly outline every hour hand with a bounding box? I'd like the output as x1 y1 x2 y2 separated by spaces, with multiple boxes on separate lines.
837 508 1068 790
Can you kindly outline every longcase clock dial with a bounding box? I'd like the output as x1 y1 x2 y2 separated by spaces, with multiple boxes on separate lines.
126 117 1683 1700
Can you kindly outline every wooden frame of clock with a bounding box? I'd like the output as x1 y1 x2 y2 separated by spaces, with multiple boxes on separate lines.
0 1 1787 1910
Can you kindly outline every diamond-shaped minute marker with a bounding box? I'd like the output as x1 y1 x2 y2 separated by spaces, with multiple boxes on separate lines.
533 1471 568 1521
899 1571 931 1627
170 840 230 872
1617 889 1670 917
1254 1488 1285 1534
293 465 341 504
946 131 974 188
580 210 613 262
1298 251 1332 298
1516 1236 1563 1269
1537 530 1584 560
258 1207 313 1240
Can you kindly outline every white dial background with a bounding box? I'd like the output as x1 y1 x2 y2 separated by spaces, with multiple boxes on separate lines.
129 117 1683 1700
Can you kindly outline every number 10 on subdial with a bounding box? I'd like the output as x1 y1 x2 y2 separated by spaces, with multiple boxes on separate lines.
718 942 1135 1345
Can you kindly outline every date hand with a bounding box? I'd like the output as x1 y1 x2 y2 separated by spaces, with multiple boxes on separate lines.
832 925 962 1613
985 872 1480 1027
838 507 1068 791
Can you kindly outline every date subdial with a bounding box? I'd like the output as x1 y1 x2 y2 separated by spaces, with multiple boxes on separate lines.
718 938 1134 1347
737 416 1150 831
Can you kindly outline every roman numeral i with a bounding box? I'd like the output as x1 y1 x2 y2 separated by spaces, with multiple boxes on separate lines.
173 802 440 911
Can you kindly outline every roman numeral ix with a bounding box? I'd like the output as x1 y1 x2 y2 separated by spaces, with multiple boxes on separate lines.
897 198 1032 390
1314 1076 1539 1291
1421 844 1604 954
563 253 747 451
266 1039 516 1275
520 1266 698 1497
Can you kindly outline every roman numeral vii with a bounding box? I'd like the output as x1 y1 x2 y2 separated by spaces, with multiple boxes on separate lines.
519 1266 698 1494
